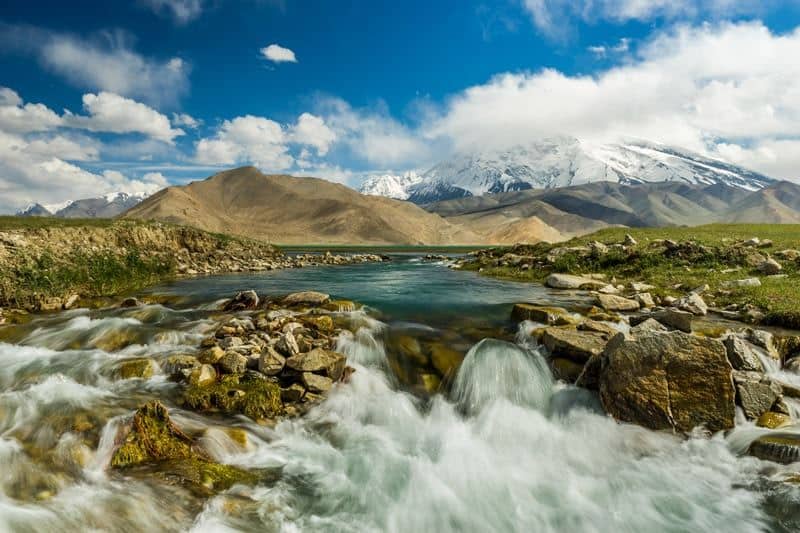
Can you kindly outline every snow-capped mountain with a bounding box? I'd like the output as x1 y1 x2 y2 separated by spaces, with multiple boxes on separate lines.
16 192 150 218
359 171 423 200
359 137 775 204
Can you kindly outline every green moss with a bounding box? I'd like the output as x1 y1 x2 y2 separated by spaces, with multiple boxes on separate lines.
111 401 194 468
467 224 800 328
156 458 260 496
115 358 156 380
183 374 283 421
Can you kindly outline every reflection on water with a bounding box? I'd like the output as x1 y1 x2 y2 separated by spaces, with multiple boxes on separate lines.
0 257 798 532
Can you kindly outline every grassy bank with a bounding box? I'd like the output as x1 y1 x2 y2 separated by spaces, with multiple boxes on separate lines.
463 224 800 328
0 218 281 311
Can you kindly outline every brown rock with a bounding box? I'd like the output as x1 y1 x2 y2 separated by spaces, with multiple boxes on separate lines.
286 348 346 379
283 291 330 306
599 331 735 433
542 327 608 364
596 294 640 312
258 346 286 376
302 372 333 393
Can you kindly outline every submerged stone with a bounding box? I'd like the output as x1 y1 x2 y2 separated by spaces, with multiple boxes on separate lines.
114 358 156 380
749 433 800 464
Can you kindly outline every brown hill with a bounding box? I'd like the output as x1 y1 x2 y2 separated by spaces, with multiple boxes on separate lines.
123 167 483 245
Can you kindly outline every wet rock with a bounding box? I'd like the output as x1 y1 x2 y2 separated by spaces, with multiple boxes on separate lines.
596 294 640 312
302 372 333 393
551 357 585 383
723 335 764 372
545 274 605 290
733 371 781 419
258 346 286 376
510 304 574 325
282 291 330 306
420 373 441 394
223 290 259 311
286 348 346 380
429 343 464 377
759 257 783 275
675 293 708 316
219 352 248 375
111 401 194 468
183 374 283 420
189 364 217 387
542 327 607 364
599 331 735 433
303 315 334 332
749 433 800 464
163 355 200 379
119 297 142 308
324 300 357 312
747 329 779 359
389 335 428 366
199 346 225 364
757 412 793 429
281 383 306 402
115 358 156 380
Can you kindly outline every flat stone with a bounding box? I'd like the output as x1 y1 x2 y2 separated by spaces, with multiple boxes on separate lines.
282 291 330 306
302 372 333 393
722 278 762 288
286 348 346 379
631 282 656 292
545 273 606 290
542 327 608 364
635 293 655 308
631 309 693 333
188 364 217 387
630 318 668 335
510 304 574 325
756 412 793 429
577 319 619 338
596 294 640 312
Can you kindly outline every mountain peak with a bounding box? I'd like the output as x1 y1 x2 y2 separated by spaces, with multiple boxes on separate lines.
359 137 775 204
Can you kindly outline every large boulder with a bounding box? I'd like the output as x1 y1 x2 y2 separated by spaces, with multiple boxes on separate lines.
599 331 735 433
542 327 608 364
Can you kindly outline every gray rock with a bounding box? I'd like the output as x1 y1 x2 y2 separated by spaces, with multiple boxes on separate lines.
281 383 306 402
545 273 605 290
630 318 668 335
635 293 655 308
758 257 782 275
732 371 781 419
675 293 708 316
219 351 248 374
162 355 200 379
286 348 346 379
623 234 638 246
258 346 286 376
723 335 764 372
722 278 762 288
276 331 300 357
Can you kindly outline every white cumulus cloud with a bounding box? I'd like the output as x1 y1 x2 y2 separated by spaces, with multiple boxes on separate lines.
65 92 185 144
290 113 336 156
195 115 293 170
261 44 298 63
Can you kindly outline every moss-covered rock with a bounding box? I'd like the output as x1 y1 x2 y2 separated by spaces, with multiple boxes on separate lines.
303 314 334 332
183 374 283 421
114 358 156 380
111 401 194 468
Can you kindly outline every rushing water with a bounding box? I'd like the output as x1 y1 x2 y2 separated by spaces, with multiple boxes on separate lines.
1 256 800 532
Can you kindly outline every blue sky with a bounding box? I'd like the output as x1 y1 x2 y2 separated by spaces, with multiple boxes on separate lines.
2 0 800 212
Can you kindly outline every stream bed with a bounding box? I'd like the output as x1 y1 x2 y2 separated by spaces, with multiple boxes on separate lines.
1 256 799 532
